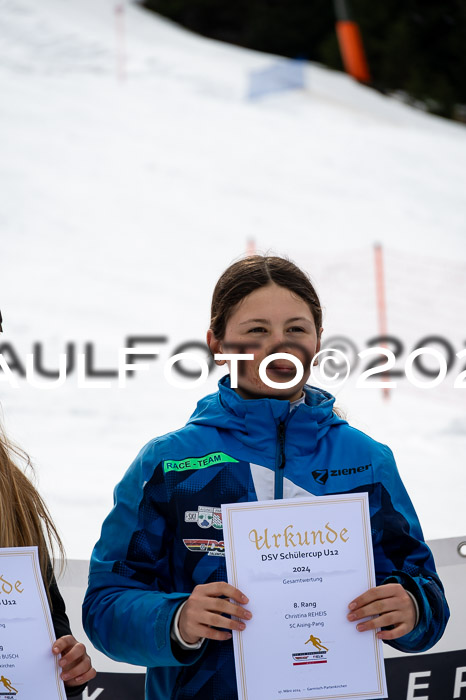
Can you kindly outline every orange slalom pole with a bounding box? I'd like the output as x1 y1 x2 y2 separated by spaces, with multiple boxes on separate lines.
374 243 390 400
336 20 371 83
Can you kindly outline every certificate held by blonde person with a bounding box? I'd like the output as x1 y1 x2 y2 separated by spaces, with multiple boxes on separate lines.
0 547 66 700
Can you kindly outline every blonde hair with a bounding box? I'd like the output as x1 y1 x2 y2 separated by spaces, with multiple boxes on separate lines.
0 423 65 603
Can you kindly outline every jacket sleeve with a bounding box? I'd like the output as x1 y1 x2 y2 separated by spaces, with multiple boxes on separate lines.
371 444 450 653
82 440 206 669
48 568 88 698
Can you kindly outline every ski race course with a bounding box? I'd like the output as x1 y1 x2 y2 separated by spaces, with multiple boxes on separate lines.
0 0 465 695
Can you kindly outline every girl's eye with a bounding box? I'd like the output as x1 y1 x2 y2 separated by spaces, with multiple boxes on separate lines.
248 327 267 333
288 327 305 333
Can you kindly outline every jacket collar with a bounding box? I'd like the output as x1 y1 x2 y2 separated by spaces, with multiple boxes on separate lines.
187 375 346 462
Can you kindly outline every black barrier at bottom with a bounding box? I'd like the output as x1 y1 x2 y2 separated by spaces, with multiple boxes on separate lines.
385 649 466 699
83 649 466 699
84 672 145 698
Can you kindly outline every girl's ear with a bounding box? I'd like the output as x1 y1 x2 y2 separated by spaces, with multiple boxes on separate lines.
316 327 323 351
206 329 226 365
314 327 323 366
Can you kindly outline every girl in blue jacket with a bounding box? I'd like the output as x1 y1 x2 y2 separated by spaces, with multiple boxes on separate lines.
83 255 449 699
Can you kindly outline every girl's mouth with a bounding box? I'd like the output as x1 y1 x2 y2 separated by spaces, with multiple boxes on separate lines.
266 363 296 376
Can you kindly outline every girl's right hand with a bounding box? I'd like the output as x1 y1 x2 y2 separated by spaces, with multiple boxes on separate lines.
178 582 252 644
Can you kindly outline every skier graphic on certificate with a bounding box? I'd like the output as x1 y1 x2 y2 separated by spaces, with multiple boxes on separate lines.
1 675 18 694
305 635 329 652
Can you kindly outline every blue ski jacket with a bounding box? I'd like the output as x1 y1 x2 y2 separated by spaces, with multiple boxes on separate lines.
83 375 449 699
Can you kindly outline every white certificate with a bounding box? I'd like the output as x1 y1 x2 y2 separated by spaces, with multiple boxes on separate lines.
222 493 387 700
0 547 66 699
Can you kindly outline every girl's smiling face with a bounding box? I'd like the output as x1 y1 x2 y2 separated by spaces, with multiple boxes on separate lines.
207 283 322 401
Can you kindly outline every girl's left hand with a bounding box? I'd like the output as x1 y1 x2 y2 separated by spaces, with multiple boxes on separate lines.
52 635 97 686
347 583 416 640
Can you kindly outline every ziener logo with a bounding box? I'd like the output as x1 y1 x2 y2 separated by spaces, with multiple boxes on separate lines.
312 464 371 484
311 470 329 485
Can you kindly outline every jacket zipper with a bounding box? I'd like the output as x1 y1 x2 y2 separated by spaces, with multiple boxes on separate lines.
274 421 286 500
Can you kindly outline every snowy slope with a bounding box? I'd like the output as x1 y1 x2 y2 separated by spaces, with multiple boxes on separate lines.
0 0 465 558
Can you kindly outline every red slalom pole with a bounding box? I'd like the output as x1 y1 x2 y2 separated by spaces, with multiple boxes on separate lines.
246 238 256 256
374 243 390 400
115 3 126 83
334 0 371 83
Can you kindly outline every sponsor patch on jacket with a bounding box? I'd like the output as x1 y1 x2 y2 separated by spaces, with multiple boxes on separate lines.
163 452 238 473
183 538 225 556
312 464 371 485
185 506 223 530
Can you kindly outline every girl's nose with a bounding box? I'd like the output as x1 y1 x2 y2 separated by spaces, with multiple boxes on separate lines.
267 330 284 347
267 332 291 352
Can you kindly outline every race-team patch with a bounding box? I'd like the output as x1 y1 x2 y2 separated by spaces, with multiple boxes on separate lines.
163 452 238 473
183 539 225 557
185 506 223 530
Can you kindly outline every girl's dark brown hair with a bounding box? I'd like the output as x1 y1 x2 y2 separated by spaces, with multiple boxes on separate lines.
210 255 322 341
